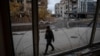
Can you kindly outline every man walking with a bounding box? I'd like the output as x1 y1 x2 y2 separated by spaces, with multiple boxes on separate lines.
44 26 55 55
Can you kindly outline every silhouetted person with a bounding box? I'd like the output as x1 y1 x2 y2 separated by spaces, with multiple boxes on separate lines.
44 26 55 55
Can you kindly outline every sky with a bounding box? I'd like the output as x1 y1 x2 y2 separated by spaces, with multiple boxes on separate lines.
47 0 61 14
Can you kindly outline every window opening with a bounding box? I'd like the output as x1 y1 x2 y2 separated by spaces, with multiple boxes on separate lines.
38 0 97 56
9 0 35 56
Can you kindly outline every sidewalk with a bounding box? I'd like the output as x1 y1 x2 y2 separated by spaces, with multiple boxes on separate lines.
12 27 100 56
39 27 92 56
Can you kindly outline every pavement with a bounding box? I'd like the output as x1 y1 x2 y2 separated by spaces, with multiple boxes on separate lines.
12 26 100 56
39 27 92 56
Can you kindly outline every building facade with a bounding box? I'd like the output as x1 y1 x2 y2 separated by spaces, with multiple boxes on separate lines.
77 0 96 13
77 0 96 18
55 0 96 18
55 0 73 18
23 0 31 14
55 0 78 18
55 3 67 18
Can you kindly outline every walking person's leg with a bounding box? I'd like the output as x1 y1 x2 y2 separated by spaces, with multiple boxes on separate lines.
44 42 49 55
49 42 54 51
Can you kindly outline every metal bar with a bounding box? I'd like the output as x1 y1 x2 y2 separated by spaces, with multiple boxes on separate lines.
89 0 100 47
32 0 39 56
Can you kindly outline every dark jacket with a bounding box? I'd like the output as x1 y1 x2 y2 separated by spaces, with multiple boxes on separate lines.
45 29 54 41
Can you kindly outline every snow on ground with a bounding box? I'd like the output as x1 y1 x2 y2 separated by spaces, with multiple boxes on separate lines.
12 27 100 56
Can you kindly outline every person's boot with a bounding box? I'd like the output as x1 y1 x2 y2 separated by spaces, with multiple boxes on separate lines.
51 48 55 51
43 52 47 55
44 51 47 55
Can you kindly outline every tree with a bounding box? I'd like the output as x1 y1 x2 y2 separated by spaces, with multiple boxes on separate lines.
10 1 21 18
38 7 51 21
38 7 46 20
